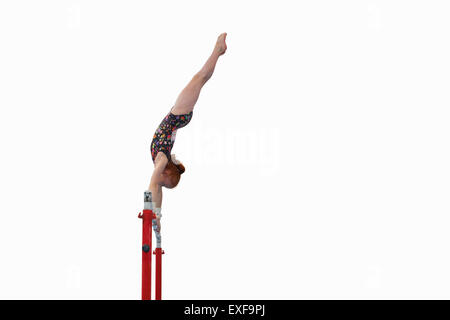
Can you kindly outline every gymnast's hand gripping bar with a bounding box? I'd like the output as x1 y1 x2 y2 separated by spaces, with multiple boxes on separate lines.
138 191 165 300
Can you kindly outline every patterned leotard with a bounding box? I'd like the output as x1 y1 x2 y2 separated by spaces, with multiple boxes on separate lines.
151 109 193 162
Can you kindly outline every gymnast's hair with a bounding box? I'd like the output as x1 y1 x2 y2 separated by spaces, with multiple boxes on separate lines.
164 159 185 188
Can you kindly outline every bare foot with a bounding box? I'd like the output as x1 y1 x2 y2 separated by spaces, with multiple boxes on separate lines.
215 32 227 56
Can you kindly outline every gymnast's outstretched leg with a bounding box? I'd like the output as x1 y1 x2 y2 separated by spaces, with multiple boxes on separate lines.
170 33 227 115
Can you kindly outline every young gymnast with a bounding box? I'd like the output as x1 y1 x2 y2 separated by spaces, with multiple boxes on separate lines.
148 33 228 232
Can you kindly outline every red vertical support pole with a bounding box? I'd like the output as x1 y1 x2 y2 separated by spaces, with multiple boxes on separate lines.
139 209 153 300
139 191 165 300
153 247 164 300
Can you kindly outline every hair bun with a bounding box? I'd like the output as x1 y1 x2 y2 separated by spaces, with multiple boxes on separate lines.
175 163 185 175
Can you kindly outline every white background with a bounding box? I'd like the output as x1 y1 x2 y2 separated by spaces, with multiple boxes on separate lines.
0 0 449 299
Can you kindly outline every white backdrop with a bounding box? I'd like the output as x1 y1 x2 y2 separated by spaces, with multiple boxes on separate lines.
0 0 449 299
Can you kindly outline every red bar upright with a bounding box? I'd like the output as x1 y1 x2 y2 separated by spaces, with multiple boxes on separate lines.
153 247 165 300
138 209 155 300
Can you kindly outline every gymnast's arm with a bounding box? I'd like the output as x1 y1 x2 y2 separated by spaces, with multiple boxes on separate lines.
148 152 168 209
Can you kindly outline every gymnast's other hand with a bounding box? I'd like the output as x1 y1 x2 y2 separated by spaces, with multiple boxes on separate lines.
156 216 161 233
